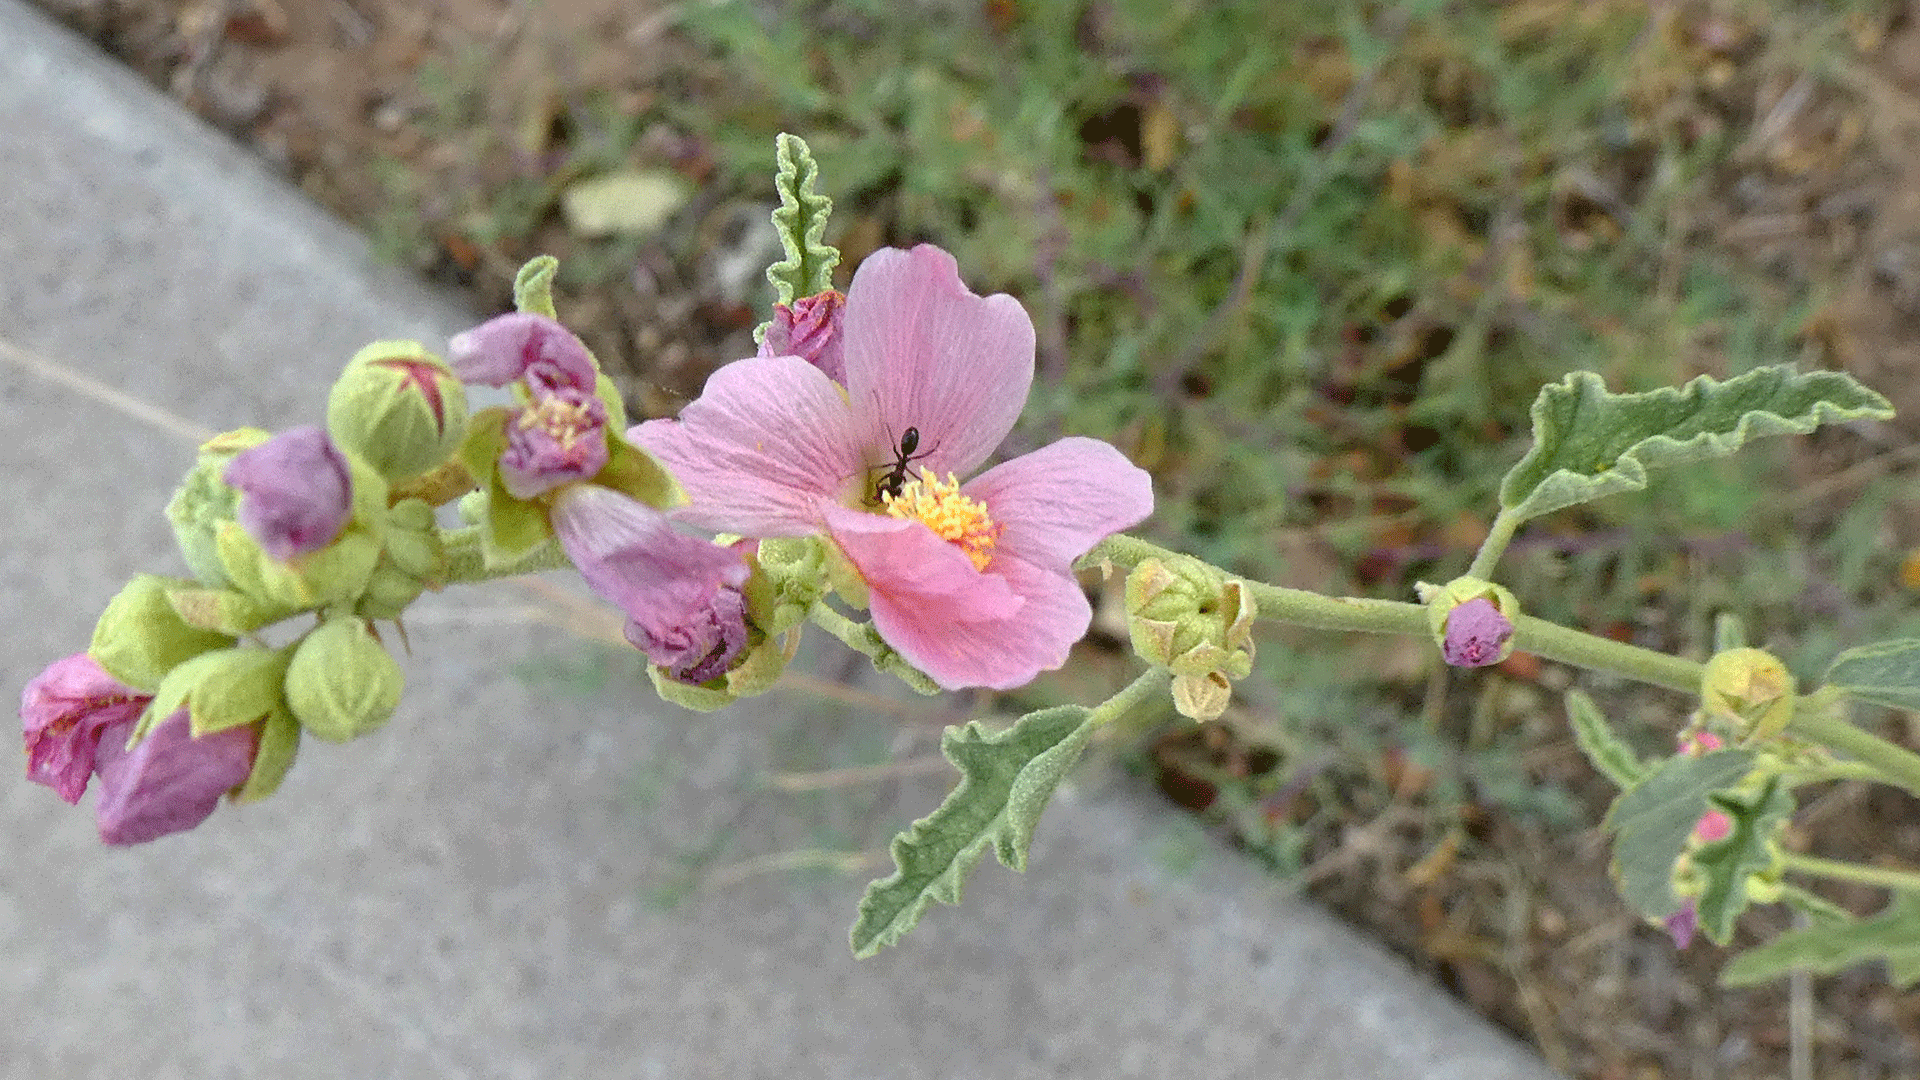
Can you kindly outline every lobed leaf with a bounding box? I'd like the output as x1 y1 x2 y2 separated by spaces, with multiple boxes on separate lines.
765 133 840 307
1721 895 1920 989
1604 749 1754 921
1499 366 1892 524
1566 689 1649 790
1823 638 1920 712
850 706 1095 958
1690 778 1795 944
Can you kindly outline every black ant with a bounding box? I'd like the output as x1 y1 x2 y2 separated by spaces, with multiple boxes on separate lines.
873 426 931 503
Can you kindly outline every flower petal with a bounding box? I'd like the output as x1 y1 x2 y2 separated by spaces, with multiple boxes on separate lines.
20 653 151 804
841 246 1035 478
759 290 846 385
869 552 1090 691
92 711 257 845
962 437 1155 569
628 355 865 535
448 312 596 391
824 506 1023 624
222 426 353 560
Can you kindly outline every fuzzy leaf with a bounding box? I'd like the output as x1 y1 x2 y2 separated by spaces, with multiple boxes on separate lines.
513 256 560 319
1499 366 1892 524
1604 749 1754 920
1824 639 1920 712
1721 895 1920 989
1567 688 1649 789
850 706 1095 957
765 133 840 306
1691 778 1795 944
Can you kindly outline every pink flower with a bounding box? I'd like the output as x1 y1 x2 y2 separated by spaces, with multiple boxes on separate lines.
1442 598 1513 668
1692 808 1734 844
20 653 151 804
1678 729 1724 757
92 708 258 845
449 312 610 498
223 425 352 559
759 290 846 383
549 484 752 683
631 245 1154 690
1663 901 1698 949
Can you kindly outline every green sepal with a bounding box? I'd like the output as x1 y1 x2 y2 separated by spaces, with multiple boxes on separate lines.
89 574 235 693
356 497 444 620
182 645 296 737
1689 778 1795 944
1603 749 1755 921
1499 366 1894 524
164 583 291 636
214 520 383 610
513 255 560 319
765 133 840 306
594 371 628 433
456 407 555 565
1566 689 1649 789
1721 895 1920 989
1823 638 1920 712
751 536 829 637
165 427 269 588
231 708 300 803
647 627 798 711
136 649 231 743
284 617 404 743
597 436 686 511
850 706 1097 957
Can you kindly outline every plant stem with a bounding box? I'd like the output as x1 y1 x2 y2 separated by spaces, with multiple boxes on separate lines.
1509 616 1704 695
1787 707 1920 800
1088 666 1172 728
1465 507 1522 581
439 525 574 584
1779 851 1920 894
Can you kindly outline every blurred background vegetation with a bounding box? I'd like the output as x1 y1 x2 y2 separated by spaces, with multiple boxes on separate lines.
38 0 1920 1074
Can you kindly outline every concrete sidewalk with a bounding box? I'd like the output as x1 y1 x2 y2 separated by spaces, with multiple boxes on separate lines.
0 3 1562 1077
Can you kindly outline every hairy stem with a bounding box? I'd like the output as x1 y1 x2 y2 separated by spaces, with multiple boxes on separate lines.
1787 707 1920 800
439 525 574 584
1779 851 1920 894
1089 666 1173 728
1465 507 1523 581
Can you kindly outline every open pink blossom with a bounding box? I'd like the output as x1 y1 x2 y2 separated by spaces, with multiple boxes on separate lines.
20 653 151 804
631 244 1154 690
449 312 610 498
550 484 752 683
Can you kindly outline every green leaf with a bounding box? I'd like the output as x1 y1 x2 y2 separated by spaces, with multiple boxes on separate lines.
1567 688 1648 790
1721 895 1920 989
1498 366 1893 524
1604 749 1754 921
850 706 1096 957
1713 612 1747 653
1691 778 1794 944
765 133 840 307
513 256 560 319
559 170 689 238
1824 639 1920 712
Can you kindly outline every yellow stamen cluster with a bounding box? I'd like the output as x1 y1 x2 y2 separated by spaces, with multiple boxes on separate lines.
883 469 1003 571
519 396 596 449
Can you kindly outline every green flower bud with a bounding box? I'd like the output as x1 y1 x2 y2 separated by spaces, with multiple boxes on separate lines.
1700 647 1795 741
166 428 271 588
354 498 444 621
1417 576 1520 668
90 574 235 692
164 584 292 636
1124 556 1255 720
752 535 829 637
135 644 293 741
284 617 404 743
213 450 391 611
326 340 470 484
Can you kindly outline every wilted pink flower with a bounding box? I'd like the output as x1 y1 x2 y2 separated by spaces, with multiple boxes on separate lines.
1692 808 1733 844
449 312 610 498
1678 729 1724 757
632 244 1154 690
224 425 352 560
759 290 846 383
1664 901 1698 949
20 653 151 804
92 709 257 845
1442 597 1513 668
549 484 752 682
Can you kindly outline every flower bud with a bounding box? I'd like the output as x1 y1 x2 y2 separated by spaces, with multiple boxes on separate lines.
92 709 258 845
224 426 353 560
284 617 404 743
1124 556 1255 720
758 289 846 384
166 428 270 588
139 644 293 739
448 312 597 390
354 499 444 621
1700 647 1794 741
20 653 151 804
90 574 235 692
1418 577 1519 668
327 340 470 483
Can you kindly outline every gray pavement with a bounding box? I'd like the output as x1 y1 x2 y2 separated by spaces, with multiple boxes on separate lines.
0 3 1564 1077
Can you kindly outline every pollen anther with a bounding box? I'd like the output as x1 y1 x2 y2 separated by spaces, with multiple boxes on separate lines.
883 469 1003 571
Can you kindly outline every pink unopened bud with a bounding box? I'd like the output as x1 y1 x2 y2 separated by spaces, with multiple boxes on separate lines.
759 290 846 384
223 425 352 560
1692 809 1734 844
1678 729 1724 757
1664 901 1698 949
20 653 151 804
551 484 753 682
448 312 597 393
1443 597 1514 668
92 709 258 845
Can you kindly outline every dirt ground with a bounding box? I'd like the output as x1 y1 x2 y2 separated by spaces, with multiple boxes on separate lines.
27 1 1920 1077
